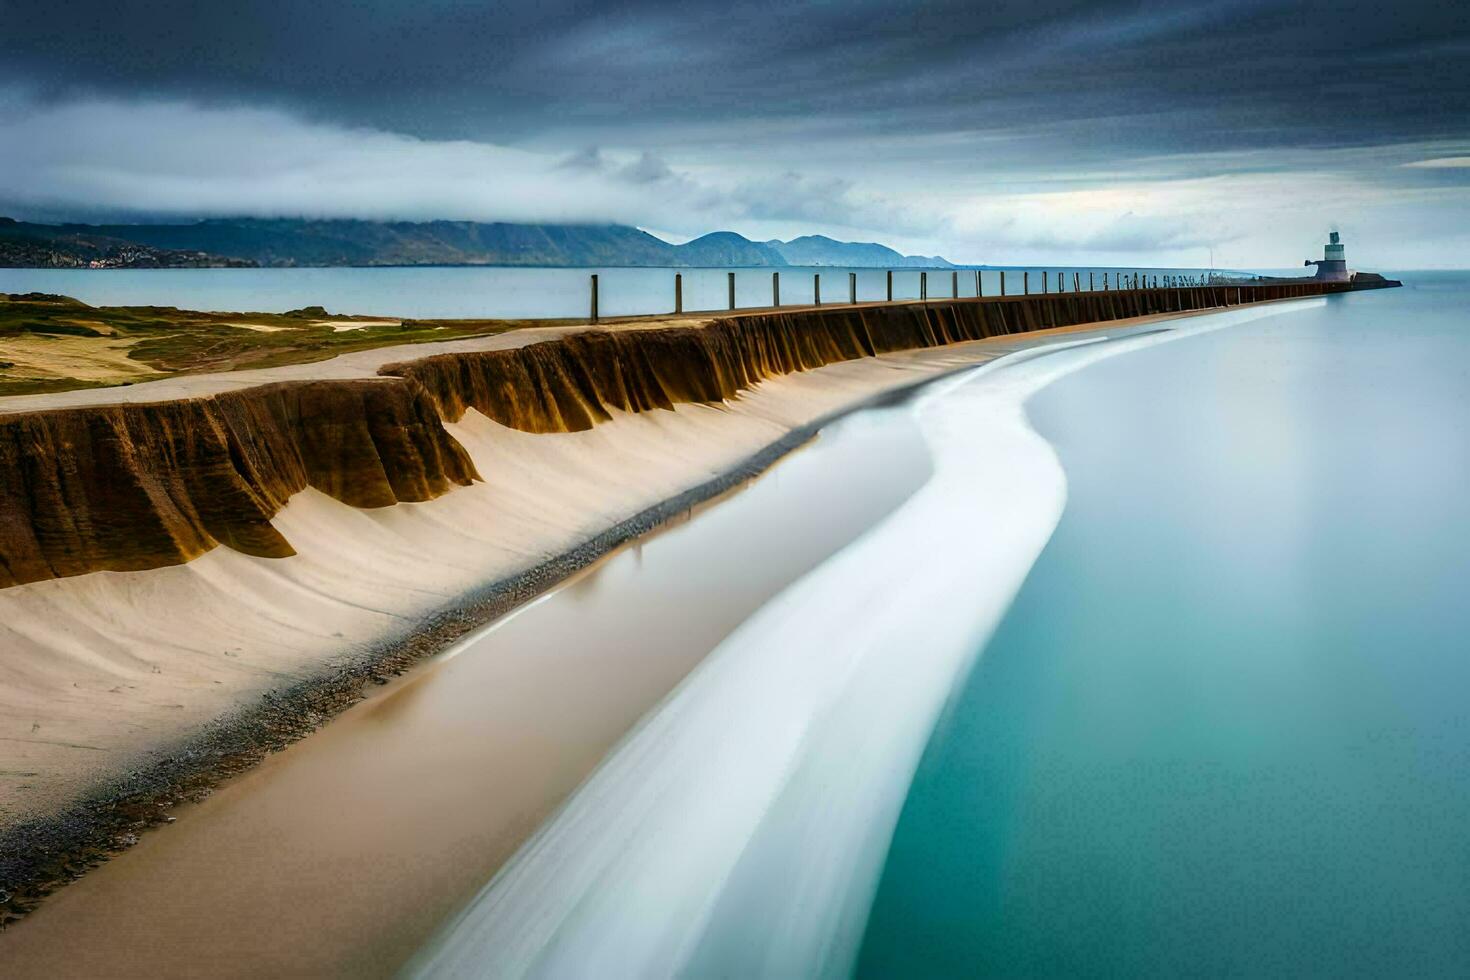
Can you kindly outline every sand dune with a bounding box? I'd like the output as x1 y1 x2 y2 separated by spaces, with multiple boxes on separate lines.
0 335 161 382
0 296 1255 916
0 340 1020 823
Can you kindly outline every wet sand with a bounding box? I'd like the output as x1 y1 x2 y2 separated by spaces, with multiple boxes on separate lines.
0 344 1002 825
0 306 1230 932
1 400 935 977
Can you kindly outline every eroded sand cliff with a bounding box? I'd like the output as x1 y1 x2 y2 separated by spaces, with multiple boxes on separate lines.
1 289 1284 589
0 285 1334 916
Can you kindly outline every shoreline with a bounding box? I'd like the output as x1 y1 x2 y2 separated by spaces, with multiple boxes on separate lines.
410 312 1268 976
0 298 1324 924
0 341 1022 922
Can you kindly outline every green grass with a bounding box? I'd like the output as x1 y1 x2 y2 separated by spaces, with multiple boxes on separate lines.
0 292 572 396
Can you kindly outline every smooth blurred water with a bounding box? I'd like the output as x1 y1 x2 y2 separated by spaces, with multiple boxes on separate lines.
0 263 1224 318
857 273 1470 977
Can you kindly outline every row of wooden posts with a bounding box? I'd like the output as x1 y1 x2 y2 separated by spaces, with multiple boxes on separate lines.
588 269 1225 322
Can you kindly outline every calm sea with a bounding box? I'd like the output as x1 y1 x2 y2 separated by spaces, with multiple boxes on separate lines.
6 260 1453 975
0 264 1232 319
858 272 1470 976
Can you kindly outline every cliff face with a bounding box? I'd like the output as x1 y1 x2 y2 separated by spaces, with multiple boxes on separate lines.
0 285 1343 588
377 287 1291 434
382 301 1025 433
0 380 477 588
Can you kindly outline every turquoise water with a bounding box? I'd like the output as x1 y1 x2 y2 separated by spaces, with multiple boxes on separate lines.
0 264 1224 318
857 274 1470 976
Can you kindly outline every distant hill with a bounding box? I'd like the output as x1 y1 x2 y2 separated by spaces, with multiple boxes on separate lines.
676 231 788 267
767 234 952 268
0 217 951 269
0 217 254 269
77 219 678 268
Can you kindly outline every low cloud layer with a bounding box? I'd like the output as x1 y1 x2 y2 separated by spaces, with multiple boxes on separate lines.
0 94 702 227
0 92 958 251
3 0 1470 277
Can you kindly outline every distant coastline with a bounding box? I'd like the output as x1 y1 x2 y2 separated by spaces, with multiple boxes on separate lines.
0 216 953 271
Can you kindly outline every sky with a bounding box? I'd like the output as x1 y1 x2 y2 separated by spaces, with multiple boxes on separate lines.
2 0 1468 269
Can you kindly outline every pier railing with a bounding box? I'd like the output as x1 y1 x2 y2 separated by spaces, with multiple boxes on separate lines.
588 268 1349 324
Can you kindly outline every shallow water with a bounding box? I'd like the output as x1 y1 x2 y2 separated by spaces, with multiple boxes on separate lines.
1 394 935 978
407 321 1263 977
857 274 1470 976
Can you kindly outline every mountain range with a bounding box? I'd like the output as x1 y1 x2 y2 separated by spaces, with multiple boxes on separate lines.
0 217 953 269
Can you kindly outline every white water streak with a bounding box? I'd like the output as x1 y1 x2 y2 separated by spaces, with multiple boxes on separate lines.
409 304 1316 979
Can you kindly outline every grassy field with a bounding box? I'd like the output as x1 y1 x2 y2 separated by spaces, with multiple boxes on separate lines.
0 293 549 396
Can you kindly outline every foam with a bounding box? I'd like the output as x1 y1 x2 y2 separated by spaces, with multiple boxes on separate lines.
409 304 1302 978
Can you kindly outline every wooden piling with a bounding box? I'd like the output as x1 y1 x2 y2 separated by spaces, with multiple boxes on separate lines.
814 273 821 306
773 271 780 307
674 273 683 314
921 271 928 301
590 273 599 323
728 271 736 310
849 272 857 305
886 270 894 302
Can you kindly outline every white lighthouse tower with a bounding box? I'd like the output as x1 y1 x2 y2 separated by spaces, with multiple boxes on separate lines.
1306 231 1349 281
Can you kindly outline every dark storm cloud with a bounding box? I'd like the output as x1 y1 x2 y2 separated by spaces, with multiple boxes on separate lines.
3 0 1467 162
4 0 1470 267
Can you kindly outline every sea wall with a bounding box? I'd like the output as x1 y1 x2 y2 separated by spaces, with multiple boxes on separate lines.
0 283 1347 588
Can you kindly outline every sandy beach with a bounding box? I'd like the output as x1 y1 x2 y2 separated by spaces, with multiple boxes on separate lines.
0 295 1271 924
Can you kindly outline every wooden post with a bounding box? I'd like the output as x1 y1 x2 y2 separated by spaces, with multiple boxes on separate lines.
999 270 1006 296
1042 271 1048 294
674 273 683 314
1024 271 1029 295
1074 272 1081 292
728 271 736 310
590 273 599 323
886 270 894 302
814 273 821 306
952 270 959 298
920 271 928 301
976 269 983 297
1090 271 1095 291
849 272 857 304
773 271 780 308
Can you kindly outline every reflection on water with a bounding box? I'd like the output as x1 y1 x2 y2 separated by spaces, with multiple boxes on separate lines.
859 275 1470 977
408 327 1245 978
10 279 1453 976
2 403 932 979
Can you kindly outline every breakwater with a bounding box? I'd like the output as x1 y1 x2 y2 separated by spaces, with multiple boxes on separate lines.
0 280 1366 588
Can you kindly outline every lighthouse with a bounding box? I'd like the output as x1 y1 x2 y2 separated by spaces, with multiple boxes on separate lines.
1305 231 1349 281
